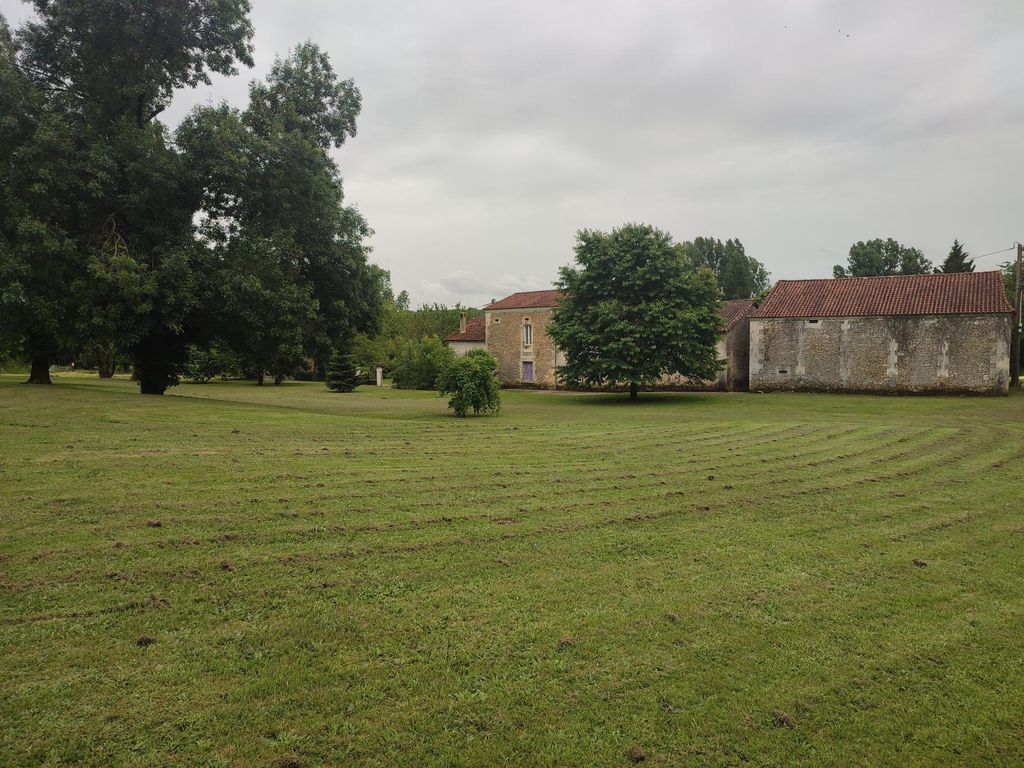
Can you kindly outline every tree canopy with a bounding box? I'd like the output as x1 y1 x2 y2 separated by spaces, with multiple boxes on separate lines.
0 3 383 393
834 238 932 278
938 240 974 273
549 223 722 401
676 237 770 299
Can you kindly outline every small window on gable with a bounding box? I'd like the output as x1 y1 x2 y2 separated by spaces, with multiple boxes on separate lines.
778 369 789 375
493 317 500 323
808 319 819 324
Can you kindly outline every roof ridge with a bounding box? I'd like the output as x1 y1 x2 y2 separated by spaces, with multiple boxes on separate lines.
774 270 1002 284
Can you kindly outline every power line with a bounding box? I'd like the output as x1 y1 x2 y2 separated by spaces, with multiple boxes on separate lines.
972 245 1016 262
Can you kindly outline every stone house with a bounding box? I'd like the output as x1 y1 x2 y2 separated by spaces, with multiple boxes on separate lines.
749 271 1013 394
481 290 564 387
443 315 486 356
451 290 755 390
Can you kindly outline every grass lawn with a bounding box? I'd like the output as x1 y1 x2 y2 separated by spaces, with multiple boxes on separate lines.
1 374 1022 767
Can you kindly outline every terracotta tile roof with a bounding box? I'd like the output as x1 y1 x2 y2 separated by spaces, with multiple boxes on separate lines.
483 290 563 310
752 271 1012 318
444 316 486 342
720 298 757 332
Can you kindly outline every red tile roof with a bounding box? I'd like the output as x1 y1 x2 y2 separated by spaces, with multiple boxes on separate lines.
481 291 756 330
483 290 563 310
444 316 486 342
752 271 1012 318
721 298 757 332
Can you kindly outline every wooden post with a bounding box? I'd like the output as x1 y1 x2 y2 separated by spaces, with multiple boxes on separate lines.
376 367 383 387
1013 242 1022 388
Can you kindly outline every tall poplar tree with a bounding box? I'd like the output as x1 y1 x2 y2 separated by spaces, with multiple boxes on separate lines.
0 0 254 390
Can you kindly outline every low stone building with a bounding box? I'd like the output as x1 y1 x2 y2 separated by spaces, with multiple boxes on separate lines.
464 290 755 390
443 315 486 356
749 271 1013 395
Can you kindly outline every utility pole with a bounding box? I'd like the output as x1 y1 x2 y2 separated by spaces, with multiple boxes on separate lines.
1013 242 1022 389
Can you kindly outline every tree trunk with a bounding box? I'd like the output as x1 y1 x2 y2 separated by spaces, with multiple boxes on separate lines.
256 370 265 386
27 355 52 384
138 377 167 395
629 381 638 401
96 346 116 379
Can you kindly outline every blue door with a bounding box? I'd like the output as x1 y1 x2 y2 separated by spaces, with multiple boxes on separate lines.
522 361 534 383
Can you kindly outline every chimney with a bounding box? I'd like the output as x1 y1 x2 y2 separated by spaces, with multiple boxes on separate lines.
459 312 467 334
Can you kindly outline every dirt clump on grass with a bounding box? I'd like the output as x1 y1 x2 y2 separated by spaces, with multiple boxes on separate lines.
557 635 575 649
772 709 796 728
913 558 928 568
146 519 162 528
135 635 155 647
626 744 647 763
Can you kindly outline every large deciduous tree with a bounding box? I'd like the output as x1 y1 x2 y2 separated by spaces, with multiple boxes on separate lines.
938 239 974 273
677 236 770 299
833 238 932 278
177 42 382 383
549 223 722 401
1 0 254 390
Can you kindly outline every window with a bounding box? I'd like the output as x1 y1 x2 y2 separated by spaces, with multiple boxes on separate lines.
523 322 532 347
522 361 534 383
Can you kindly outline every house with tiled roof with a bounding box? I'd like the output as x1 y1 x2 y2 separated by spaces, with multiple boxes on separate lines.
443 316 486 356
451 290 757 390
480 291 564 387
749 271 1013 394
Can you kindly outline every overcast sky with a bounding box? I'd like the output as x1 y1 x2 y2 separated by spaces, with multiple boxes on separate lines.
3 1 1023 307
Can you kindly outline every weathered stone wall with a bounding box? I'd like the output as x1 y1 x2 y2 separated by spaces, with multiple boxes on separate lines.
723 320 750 391
749 314 1011 394
485 307 560 387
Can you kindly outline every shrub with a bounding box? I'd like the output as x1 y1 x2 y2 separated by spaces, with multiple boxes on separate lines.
437 349 501 417
325 350 359 392
391 336 454 390
186 345 233 383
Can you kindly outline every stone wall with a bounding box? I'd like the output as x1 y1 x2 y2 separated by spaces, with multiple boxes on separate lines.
485 307 561 387
749 314 1011 394
723 320 750 391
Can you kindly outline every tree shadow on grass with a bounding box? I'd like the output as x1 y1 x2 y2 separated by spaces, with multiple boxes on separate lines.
550 391 726 407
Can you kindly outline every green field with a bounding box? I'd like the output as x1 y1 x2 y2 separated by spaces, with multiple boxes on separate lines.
1 375 1022 767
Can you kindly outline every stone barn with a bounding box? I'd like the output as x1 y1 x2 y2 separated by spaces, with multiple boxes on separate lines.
443 314 486 356
749 271 1013 395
